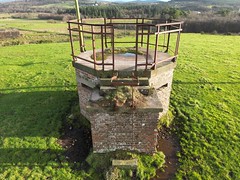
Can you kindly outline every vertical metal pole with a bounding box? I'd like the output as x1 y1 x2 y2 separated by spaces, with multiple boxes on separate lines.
175 24 182 56
141 18 144 47
91 26 96 70
146 25 150 70
153 26 159 70
132 86 134 108
175 29 181 59
111 26 115 71
68 22 75 61
135 25 139 72
101 26 105 71
104 18 108 48
166 25 171 53
74 0 85 52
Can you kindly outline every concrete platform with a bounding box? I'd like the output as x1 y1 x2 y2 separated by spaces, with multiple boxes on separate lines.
74 48 172 71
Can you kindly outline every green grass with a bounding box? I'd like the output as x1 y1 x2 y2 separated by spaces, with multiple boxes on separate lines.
171 34 240 179
0 18 71 46
0 19 68 34
0 42 164 179
0 33 239 179
0 43 84 179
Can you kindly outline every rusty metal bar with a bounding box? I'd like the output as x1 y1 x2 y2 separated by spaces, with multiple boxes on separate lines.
102 63 113 65
68 23 75 61
81 22 86 51
135 25 139 71
91 26 96 70
74 56 92 63
77 21 84 52
74 56 95 64
107 22 148 25
175 30 181 57
74 55 115 66
153 26 159 70
146 25 150 70
137 63 152 66
101 26 105 71
156 22 183 27
107 41 136 44
155 56 178 65
141 18 144 47
136 32 156 35
69 21 105 26
68 28 112 35
156 29 183 35
111 26 115 71
165 25 171 53
104 18 108 48
142 42 167 47
68 18 182 25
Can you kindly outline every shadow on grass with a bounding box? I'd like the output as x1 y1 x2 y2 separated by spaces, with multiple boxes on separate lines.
0 62 47 67
0 90 77 137
0 85 76 92
0 148 64 167
0 89 92 170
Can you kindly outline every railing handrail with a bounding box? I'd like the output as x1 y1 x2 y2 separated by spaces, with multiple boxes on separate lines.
68 18 183 71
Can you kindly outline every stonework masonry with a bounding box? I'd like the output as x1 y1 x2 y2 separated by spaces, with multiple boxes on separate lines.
75 62 176 154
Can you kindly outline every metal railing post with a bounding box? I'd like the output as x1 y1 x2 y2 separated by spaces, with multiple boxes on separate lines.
165 25 171 53
104 18 108 48
91 26 96 70
68 22 75 61
153 26 159 69
135 25 139 71
101 26 105 71
111 26 115 71
145 25 150 70
141 18 144 47
174 25 181 61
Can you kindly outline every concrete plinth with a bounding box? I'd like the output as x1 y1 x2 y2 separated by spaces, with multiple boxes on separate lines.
74 60 176 154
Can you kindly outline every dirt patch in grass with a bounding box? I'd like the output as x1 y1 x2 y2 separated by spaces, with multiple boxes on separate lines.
58 109 92 170
152 128 180 180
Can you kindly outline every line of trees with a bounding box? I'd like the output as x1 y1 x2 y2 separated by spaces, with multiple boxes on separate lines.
58 4 187 19
183 17 240 34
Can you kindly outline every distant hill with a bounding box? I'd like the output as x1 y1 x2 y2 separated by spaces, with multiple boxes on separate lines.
0 0 15 2
1 0 239 4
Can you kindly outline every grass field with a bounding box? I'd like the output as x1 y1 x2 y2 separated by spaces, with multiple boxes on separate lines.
0 18 68 34
0 17 71 46
0 33 239 179
172 34 240 179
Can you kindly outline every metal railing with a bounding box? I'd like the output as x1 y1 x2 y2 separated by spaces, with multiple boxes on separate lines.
68 18 183 71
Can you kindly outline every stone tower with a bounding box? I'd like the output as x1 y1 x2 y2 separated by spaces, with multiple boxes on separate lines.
68 18 183 154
